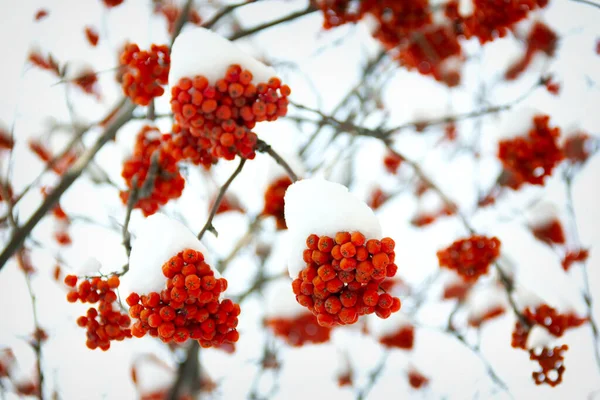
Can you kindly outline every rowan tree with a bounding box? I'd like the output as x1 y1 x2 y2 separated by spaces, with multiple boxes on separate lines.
0 0 599 399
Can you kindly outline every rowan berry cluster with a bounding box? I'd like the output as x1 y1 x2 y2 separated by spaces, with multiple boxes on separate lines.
84 26 99 47
154 2 202 35
445 0 549 44
379 325 414 349
396 26 462 86
436 235 501 282
498 116 563 190
511 304 587 349
368 187 388 210
316 0 363 29
562 132 597 165
262 176 292 229
64 274 132 351
531 218 565 246
292 232 401 327
530 345 568 387
120 44 170 106
407 369 429 389
383 151 403 174
120 126 185 216
164 124 217 169
506 22 558 80
126 249 240 348
265 313 332 346
170 65 291 160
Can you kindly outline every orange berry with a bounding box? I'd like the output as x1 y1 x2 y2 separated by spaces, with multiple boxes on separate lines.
351 232 365 246
64 275 78 287
340 242 356 258
335 232 351 245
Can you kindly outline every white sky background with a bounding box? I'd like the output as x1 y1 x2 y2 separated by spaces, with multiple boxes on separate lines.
0 0 599 399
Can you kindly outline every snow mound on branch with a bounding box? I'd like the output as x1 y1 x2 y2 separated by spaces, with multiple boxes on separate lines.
265 279 308 320
169 27 276 86
123 213 218 296
466 282 508 324
75 258 101 275
284 178 382 278
367 311 411 339
526 326 555 349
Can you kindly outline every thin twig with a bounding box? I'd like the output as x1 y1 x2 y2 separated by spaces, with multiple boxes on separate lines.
564 170 600 371
170 0 194 47
227 5 318 41
197 157 247 240
256 139 299 181
202 0 253 29
356 353 389 400
217 215 264 274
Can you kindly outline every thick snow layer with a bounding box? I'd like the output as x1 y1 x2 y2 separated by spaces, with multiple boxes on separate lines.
526 326 555 349
169 27 276 86
458 0 474 17
122 213 218 296
75 258 102 275
366 311 411 339
284 179 382 278
265 279 308 320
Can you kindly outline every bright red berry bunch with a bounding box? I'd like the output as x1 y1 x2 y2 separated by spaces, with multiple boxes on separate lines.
316 0 364 29
396 26 462 86
436 235 501 282
120 125 185 216
262 176 292 230
506 22 558 80
120 43 170 106
164 124 217 169
383 150 403 174
265 313 332 346
292 232 401 327
498 115 564 190
446 0 549 44
379 325 414 349
530 345 568 387
170 65 291 160
154 2 202 35
531 218 566 246
126 249 240 348
64 274 132 351
511 304 588 349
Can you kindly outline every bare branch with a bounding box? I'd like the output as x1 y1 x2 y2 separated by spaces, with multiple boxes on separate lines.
228 5 318 41
256 139 299 182
0 100 136 269
197 157 247 240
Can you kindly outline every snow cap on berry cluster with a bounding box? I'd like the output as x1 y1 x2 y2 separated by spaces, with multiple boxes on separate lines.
284 178 382 278
465 281 507 324
124 213 219 296
169 27 276 86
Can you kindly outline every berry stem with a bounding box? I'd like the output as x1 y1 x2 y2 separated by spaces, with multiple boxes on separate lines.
197 157 247 240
